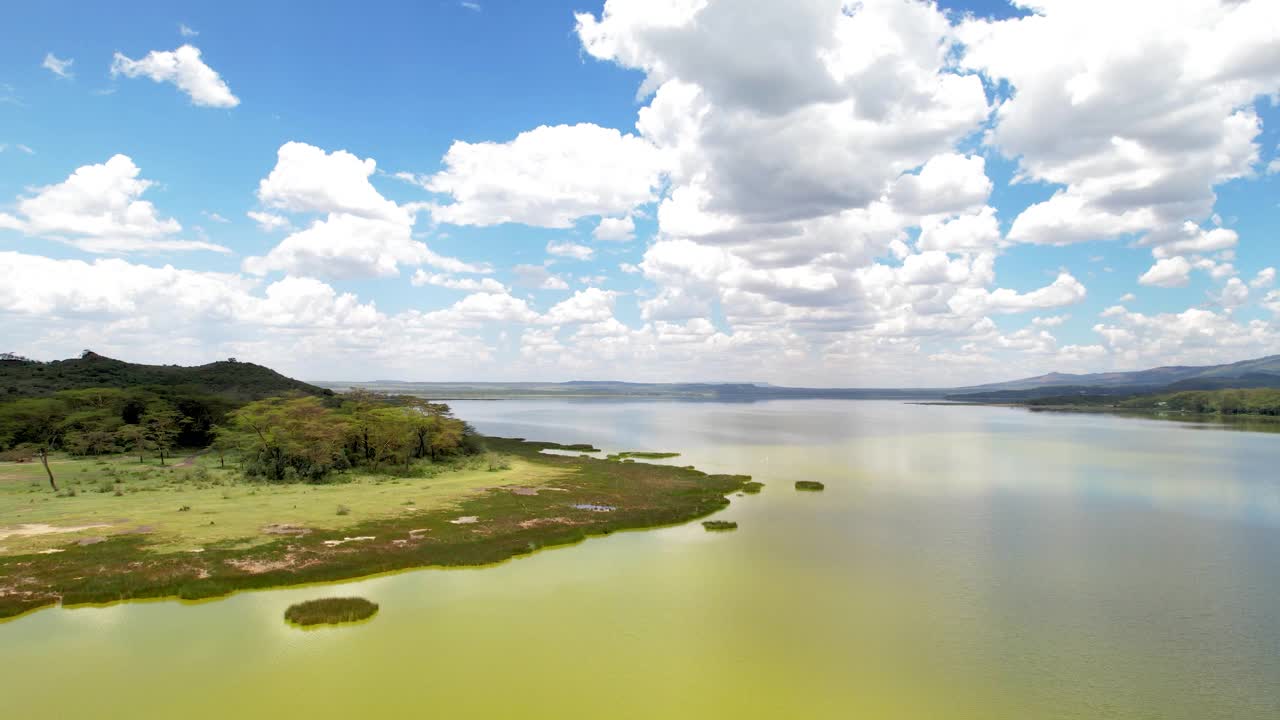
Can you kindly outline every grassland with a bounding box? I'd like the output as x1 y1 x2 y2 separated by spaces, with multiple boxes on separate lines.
0 437 749 620
606 451 681 461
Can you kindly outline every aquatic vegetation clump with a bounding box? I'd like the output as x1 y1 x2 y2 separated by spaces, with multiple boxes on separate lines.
284 597 379 626
702 520 738 531
606 451 681 461
794 481 825 491
742 482 764 494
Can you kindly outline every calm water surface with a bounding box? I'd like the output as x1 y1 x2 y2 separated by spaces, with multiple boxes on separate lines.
3 400 1278 719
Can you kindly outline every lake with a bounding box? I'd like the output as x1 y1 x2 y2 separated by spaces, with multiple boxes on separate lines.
2 400 1278 718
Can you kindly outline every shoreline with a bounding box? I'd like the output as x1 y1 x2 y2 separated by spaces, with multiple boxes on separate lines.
0 437 750 622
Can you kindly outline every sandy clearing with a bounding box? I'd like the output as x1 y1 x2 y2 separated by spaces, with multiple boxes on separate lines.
0 523 112 541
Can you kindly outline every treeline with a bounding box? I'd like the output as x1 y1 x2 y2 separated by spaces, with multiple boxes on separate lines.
0 387 235 463
222 391 480 483
1118 388 1280 416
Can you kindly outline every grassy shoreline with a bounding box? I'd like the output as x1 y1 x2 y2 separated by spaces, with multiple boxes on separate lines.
0 437 749 621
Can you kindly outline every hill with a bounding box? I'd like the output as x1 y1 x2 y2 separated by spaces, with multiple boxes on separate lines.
949 355 1280 401
0 352 330 401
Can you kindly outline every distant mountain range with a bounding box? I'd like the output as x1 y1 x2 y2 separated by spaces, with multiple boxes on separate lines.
6 351 1275 406
319 355 1280 403
946 354 1280 402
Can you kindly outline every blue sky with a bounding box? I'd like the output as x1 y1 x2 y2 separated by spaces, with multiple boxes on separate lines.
2 0 1279 386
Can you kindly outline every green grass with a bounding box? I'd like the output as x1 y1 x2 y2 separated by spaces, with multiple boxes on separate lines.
794 481 825 491
0 450 558 554
284 597 378 626
701 520 738 531
0 437 750 620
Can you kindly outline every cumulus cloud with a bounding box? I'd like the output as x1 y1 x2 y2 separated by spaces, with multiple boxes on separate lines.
411 271 506 293
513 264 570 290
1139 257 1193 288
423 124 666 228
593 216 635 242
244 142 485 279
961 0 1280 246
546 240 594 261
0 154 227 253
111 45 239 108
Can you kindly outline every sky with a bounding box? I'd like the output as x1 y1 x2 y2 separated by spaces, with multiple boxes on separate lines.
1 0 1279 387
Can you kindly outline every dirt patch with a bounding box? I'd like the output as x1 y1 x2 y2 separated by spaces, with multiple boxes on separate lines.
509 487 540 496
262 523 311 537
450 516 479 525
225 554 317 574
0 523 111 540
517 517 578 529
77 536 107 546
321 536 376 547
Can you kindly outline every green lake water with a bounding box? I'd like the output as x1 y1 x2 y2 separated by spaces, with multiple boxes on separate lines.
2 400 1278 718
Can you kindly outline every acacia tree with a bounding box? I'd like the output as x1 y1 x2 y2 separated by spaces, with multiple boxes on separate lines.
142 405 184 466
228 396 350 482
114 424 152 463
367 407 418 473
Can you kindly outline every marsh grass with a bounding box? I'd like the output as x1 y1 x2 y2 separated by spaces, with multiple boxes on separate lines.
795 481 825 491
702 520 738 531
742 482 764 494
284 597 378 627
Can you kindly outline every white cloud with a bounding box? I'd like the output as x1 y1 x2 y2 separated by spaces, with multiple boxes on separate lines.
546 240 594 261
111 45 239 108
0 143 35 155
1145 222 1238 259
513 264 570 290
961 0 1280 246
1119 293 1137 303
1214 277 1249 308
0 154 226 253
42 53 73 79
1250 267 1276 289
411 271 506 293
889 154 992 216
948 272 1087 316
245 142 487 279
540 288 616 325
424 124 666 228
257 142 399 220
247 210 291 232
594 215 636 242
179 23 199 38
1138 256 1193 288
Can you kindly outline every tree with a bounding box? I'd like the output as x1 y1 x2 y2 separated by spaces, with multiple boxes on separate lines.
142 405 184 466
228 396 350 482
367 407 418 473
115 424 152 463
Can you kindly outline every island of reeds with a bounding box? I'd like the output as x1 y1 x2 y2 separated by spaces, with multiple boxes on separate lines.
285 597 379 627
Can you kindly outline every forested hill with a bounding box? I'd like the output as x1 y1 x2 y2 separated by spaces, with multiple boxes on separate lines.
0 352 330 400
